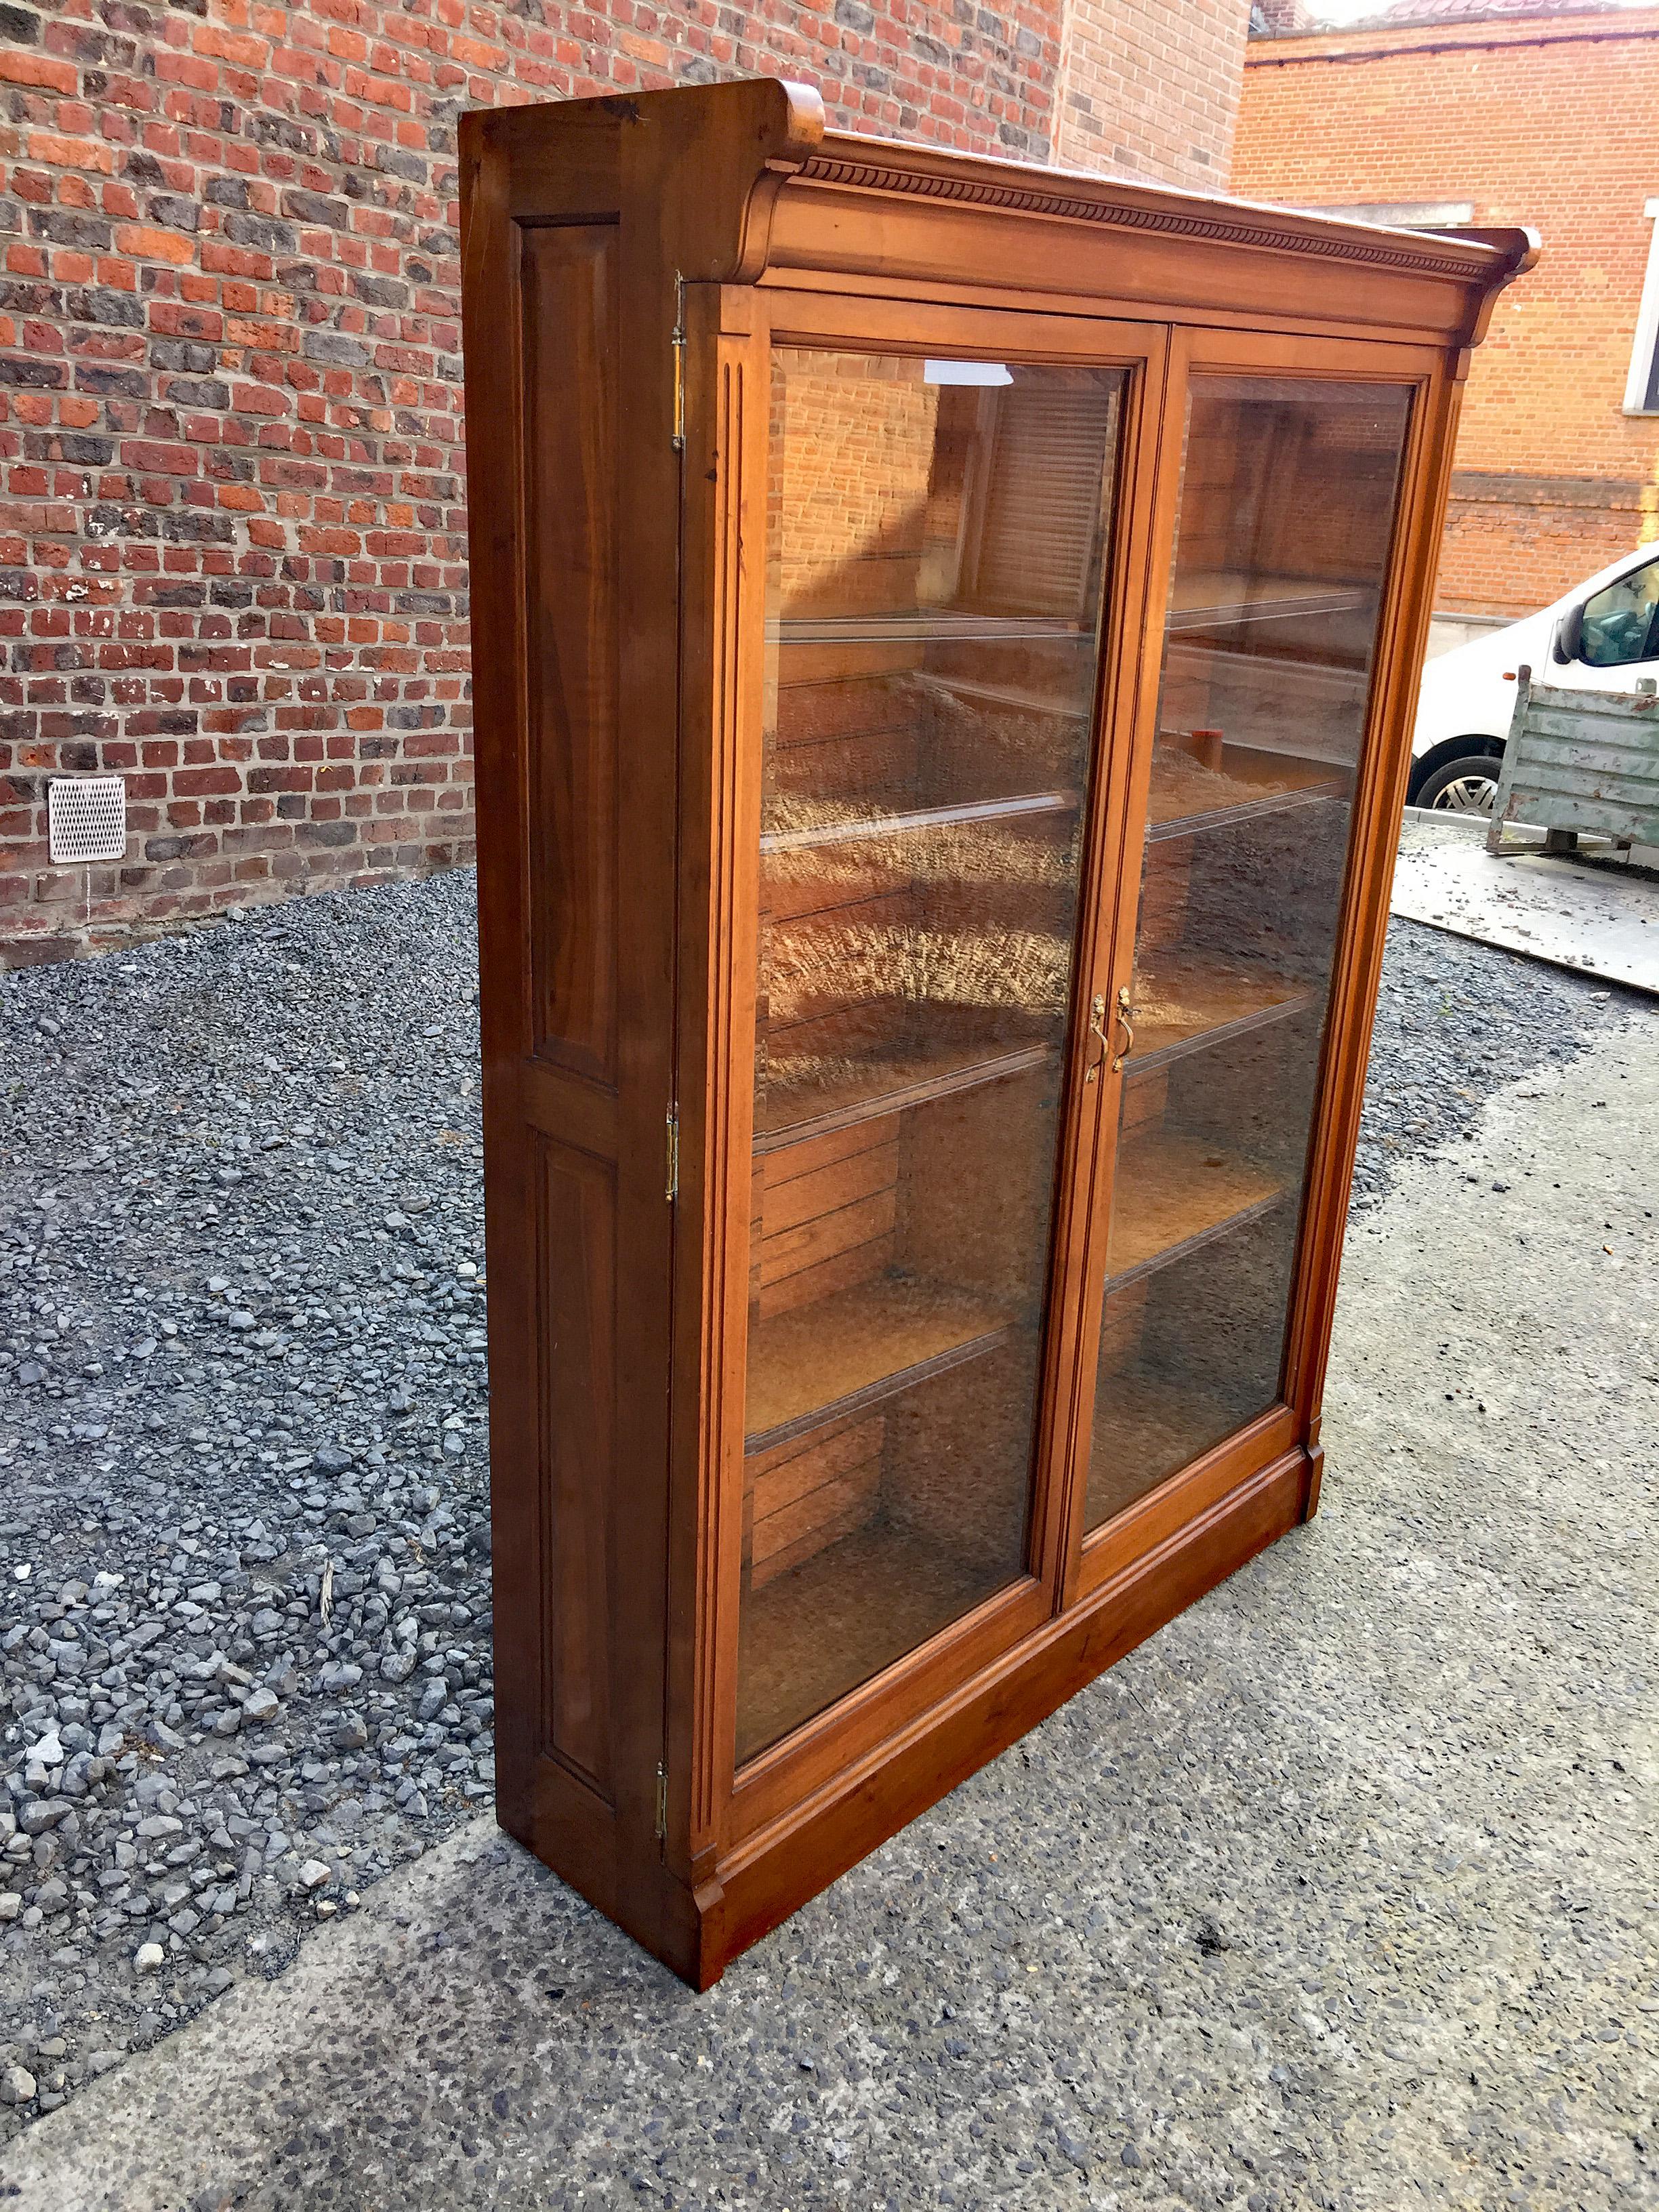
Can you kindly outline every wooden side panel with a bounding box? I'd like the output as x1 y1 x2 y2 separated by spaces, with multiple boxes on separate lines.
465 116 690 1969
522 224 619 1082
533 1133 617 1799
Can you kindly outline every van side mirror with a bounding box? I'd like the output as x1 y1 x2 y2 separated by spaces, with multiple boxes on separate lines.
1553 605 1583 663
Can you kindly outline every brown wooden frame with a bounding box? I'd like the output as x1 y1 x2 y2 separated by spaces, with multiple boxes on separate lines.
459 77 1536 1988
701 289 1170 1849
1069 326 1453 1597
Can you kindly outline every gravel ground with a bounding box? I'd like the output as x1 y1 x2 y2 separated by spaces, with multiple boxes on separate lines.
0 876 491 2131
1349 918 1618 1210
0 882 1622 2141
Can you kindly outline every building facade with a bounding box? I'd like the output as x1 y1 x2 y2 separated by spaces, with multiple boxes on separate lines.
0 0 1251 966
1057 0 1249 182
1235 1 1659 619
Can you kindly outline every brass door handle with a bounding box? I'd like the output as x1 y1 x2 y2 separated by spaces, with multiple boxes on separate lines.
1084 992 1108 1082
1111 985 1134 1072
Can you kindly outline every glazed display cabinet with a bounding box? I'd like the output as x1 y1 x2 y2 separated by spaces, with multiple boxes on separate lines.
459 80 1534 1986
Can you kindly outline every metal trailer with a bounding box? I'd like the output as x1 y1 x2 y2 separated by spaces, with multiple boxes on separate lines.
1488 665 1659 857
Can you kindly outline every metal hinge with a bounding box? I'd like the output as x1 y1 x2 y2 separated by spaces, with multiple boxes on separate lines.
665 1105 678 1202
670 274 685 452
654 1761 668 1839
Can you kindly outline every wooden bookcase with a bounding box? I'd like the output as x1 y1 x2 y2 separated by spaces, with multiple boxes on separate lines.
459 79 1534 1986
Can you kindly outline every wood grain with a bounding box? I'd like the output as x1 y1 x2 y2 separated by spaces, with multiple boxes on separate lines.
534 1134 616 1797
521 224 619 1081
1105 1130 1286 1285
462 75 1534 1991
744 1276 1016 1451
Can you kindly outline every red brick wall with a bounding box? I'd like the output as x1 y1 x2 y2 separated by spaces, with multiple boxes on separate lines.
1233 7 1659 617
1057 0 1250 187
0 0 1248 966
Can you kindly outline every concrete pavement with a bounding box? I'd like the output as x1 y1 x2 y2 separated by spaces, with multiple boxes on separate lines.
3 1002 1655 2212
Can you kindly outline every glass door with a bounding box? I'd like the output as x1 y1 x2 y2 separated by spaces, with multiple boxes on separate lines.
734 344 1134 1764
1082 369 1416 1536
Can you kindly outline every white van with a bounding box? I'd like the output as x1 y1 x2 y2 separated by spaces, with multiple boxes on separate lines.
1410 544 1659 811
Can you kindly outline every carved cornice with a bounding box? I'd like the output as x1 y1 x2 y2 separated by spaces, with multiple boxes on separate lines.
795 152 1496 283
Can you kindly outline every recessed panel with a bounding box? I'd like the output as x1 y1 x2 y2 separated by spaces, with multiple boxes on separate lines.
522 223 618 1082
534 1132 616 1801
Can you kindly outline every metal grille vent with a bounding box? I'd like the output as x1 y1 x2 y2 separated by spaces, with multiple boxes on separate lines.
48 775 127 865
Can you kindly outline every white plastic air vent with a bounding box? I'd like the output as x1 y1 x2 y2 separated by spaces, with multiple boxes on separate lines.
48 775 127 865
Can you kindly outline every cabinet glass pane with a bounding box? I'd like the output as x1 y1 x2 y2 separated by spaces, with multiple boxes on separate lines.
1086 375 1412 1530
739 348 1127 1763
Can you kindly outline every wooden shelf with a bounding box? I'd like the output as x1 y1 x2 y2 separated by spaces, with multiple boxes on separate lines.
912 669 1092 722
738 1522 1015 1764
772 611 1094 645
745 1275 1019 1454
1146 741 1347 840
760 787 1079 854
1105 1130 1289 1290
755 1034 1056 1153
1166 569 1370 632
1125 950 1313 1073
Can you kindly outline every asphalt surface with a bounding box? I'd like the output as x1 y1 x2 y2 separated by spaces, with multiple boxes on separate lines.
1 903 1652 2208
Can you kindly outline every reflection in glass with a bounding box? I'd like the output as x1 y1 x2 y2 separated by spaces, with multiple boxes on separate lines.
738 349 1126 1762
1579 553 1659 668
1087 375 1412 1532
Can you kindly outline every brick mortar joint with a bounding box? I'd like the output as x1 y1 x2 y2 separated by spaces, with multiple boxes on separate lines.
1 5 1246 958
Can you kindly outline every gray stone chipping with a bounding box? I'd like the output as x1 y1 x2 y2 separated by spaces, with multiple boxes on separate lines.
0 876 491 2129
1 875 1654 2211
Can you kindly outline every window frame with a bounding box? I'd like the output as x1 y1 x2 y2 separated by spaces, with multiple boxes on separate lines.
1623 197 1659 417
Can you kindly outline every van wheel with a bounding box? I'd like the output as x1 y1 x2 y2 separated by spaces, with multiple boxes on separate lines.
1415 745 1503 814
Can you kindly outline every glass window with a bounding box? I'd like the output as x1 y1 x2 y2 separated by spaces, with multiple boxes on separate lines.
1086 375 1412 1531
736 348 1127 1763
1622 197 1659 416
1579 557 1659 668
